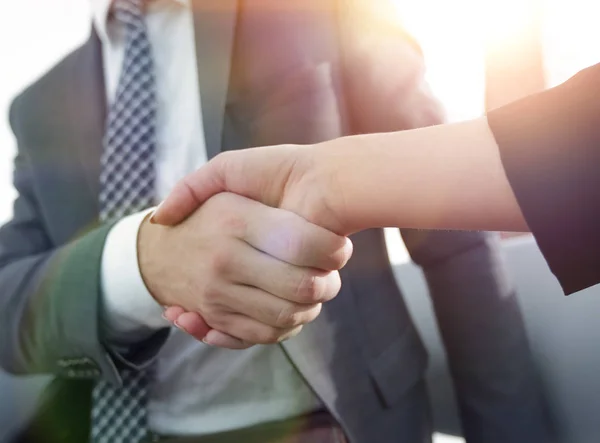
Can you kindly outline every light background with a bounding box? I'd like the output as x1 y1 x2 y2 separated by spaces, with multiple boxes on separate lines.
0 2 598 442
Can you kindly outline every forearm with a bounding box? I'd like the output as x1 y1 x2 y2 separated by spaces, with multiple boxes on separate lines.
319 117 527 233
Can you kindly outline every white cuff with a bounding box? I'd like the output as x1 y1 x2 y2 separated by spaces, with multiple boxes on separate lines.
101 208 171 342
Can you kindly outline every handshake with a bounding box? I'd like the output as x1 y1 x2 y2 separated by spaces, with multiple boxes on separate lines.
142 144 355 349
141 120 523 348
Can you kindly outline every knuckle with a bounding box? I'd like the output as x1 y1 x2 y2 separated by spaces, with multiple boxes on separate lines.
295 273 322 303
208 311 242 335
220 212 248 238
275 306 303 329
328 255 344 271
304 303 323 323
322 271 342 302
203 310 226 330
322 237 351 271
201 279 222 301
200 286 230 318
256 328 284 345
215 150 234 168
328 248 349 271
206 195 245 230
209 247 234 275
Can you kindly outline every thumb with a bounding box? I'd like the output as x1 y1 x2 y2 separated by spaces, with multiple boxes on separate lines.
150 158 225 226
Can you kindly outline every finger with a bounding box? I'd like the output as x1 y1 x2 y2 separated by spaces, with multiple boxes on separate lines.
242 201 353 271
207 313 303 345
163 306 186 322
202 330 253 350
215 283 322 329
151 158 226 226
174 311 211 341
168 308 252 349
231 243 342 304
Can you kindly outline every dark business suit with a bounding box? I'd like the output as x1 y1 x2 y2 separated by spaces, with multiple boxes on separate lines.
2 1 551 442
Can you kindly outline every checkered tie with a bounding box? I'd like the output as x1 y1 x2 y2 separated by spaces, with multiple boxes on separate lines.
91 0 156 441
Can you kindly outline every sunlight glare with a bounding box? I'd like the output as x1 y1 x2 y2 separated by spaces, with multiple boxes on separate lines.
392 0 485 122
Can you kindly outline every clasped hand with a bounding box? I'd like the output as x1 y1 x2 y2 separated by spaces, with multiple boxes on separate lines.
140 173 351 349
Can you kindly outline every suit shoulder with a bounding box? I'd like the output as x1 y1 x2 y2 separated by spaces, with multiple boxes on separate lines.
10 34 96 131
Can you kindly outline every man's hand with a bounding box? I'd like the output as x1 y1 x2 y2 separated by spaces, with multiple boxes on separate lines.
139 192 351 349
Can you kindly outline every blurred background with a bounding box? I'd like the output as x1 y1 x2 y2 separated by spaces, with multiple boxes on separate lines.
1 1 600 442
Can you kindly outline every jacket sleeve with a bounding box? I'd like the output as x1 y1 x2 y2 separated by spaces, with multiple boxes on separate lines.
488 62 600 295
0 95 168 386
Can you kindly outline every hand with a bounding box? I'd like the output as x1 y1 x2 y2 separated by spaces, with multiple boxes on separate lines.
150 144 354 345
139 192 351 349
151 144 350 235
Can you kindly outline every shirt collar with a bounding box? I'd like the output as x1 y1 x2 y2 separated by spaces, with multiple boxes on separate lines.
91 0 189 43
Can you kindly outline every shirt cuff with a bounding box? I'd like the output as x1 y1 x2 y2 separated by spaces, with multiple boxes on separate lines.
100 208 171 344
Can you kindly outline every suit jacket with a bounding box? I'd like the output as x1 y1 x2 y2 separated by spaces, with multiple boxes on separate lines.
2 1 552 442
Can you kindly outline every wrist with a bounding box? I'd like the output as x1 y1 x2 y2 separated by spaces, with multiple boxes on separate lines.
280 144 347 235
101 209 170 338
310 138 364 235
138 213 169 307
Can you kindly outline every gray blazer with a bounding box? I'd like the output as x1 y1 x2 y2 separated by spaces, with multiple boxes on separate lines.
1 1 551 442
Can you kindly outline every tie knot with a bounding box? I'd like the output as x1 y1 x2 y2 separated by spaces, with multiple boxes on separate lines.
112 0 147 26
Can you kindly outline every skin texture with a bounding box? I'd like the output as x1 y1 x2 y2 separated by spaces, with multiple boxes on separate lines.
139 192 352 349
152 117 526 233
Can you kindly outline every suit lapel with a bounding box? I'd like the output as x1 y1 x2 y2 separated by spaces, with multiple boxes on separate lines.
67 30 106 220
190 0 239 159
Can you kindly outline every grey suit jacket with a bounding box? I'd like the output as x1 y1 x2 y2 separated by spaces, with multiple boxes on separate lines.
1 1 552 442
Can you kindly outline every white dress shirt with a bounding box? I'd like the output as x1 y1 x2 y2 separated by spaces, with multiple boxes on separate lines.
95 0 321 435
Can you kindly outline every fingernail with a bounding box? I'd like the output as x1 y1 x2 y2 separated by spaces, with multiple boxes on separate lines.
174 320 188 333
202 338 214 346
148 203 163 224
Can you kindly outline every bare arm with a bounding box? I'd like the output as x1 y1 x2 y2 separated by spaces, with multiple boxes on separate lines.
151 116 526 235
316 117 527 233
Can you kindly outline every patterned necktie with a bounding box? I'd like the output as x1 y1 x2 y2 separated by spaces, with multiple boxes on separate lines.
91 0 156 441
